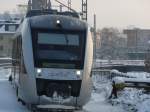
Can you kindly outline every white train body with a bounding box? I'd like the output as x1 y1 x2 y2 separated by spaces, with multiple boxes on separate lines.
12 11 93 108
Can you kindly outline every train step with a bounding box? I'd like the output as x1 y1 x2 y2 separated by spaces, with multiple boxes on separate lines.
32 104 76 112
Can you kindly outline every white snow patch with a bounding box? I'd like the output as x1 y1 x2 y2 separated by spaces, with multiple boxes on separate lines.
0 67 11 81
113 77 124 84
0 68 29 112
126 72 149 79
136 99 150 112
111 88 150 112
84 92 125 112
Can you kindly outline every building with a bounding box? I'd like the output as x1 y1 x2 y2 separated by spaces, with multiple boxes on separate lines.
98 28 127 59
95 31 101 49
124 29 150 60
90 30 101 49
0 20 20 57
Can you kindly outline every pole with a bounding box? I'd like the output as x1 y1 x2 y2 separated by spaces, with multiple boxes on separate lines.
82 0 87 21
68 0 71 11
94 14 97 61
31 0 51 10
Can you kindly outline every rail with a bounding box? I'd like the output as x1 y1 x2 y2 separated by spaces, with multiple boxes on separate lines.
92 69 135 83
95 60 144 68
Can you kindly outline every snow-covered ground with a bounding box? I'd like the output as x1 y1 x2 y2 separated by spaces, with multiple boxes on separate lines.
0 68 29 112
92 71 150 112
0 68 150 112
111 88 150 112
84 89 125 112
110 72 150 112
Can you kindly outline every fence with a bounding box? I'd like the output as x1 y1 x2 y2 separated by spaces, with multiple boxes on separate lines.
92 69 135 83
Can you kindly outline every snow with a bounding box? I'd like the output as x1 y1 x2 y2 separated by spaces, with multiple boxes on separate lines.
0 57 12 60
0 67 150 112
106 71 150 112
0 30 16 34
84 92 125 112
37 104 75 110
126 72 150 79
111 88 150 112
113 77 125 84
83 75 125 112
0 25 5 32
136 99 150 112
0 81 29 112
0 67 29 112
0 68 11 81
90 71 150 112
110 69 136 78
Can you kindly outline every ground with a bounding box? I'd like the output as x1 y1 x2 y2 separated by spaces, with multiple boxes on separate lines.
0 68 150 112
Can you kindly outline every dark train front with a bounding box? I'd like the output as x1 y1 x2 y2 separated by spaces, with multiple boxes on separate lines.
13 10 93 110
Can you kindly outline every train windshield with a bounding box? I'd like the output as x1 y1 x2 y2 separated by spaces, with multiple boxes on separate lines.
32 29 86 69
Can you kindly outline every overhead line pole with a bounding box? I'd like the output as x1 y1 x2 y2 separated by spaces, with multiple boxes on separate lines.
82 0 87 21
68 0 72 11
55 0 76 12
93 14 97 61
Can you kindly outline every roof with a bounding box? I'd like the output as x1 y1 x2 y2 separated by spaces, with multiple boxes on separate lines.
0 19 20 24
29 15 87 30
0 31 15 34
26 9 79 18
0 20 20 34
0 25 16 35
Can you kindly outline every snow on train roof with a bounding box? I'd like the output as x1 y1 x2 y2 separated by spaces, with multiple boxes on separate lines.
29 15 88 30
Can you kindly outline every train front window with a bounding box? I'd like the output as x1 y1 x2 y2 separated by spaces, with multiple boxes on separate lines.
38 33 79 46
32 29 86 69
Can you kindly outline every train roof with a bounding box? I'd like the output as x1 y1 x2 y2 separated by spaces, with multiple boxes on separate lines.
26 9 79 19
28 14 87 31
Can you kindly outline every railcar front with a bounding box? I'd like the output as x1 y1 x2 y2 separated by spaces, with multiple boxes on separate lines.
17 14 93 109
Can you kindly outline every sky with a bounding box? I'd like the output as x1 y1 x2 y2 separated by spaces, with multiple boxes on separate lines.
0 0 150 29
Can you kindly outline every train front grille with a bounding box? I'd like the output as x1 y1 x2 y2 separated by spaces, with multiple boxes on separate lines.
36 78 82 97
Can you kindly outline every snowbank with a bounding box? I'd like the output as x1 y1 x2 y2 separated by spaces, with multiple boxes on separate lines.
111 88 150 112
0 68 29 112
92 71 150 112
136 99 150 112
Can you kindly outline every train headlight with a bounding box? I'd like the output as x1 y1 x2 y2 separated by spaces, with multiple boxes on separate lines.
56 20 62 28
37 69 42 74
76 70 81 76
56 20 60 24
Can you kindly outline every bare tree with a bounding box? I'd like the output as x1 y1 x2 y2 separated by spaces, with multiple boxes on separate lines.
3 11 11 21
99 27 127 60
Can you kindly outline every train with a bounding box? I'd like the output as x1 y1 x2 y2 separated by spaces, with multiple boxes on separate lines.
12 9 93 111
